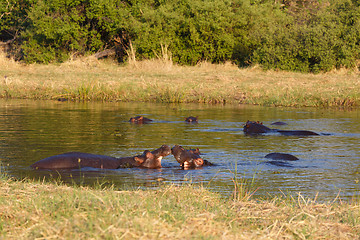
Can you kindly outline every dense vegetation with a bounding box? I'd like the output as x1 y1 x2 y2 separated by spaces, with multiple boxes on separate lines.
1 0 360 72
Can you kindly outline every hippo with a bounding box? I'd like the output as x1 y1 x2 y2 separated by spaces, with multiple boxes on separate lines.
188 147 201 155
31 145 171 170
265 152 299 161
243 121 319 136
129 116 153 124
243 121 271 134
185 116 198 123
270 121 287 126
149 144 172 162
171 145 212 169
265 152 299 167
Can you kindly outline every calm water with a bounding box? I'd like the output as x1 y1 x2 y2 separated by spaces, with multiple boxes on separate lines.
1 99 359 201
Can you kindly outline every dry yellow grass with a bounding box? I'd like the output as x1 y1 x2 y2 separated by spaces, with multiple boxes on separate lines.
1 50 359 107
0 176 359 239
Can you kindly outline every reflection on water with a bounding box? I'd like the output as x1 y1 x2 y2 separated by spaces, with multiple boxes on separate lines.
0 99 359 201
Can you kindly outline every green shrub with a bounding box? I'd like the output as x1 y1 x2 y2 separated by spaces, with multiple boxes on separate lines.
18 0 130 63
124 0 239 64
0 0 35 40
1 0 359 72
248 0 360 72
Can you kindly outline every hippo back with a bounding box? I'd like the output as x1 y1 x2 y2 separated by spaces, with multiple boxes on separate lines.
31 152 120 169
277 130 319 136
265 152 299 161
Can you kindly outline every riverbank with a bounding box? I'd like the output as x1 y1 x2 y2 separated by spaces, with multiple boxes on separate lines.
1 174 359 239
1 51 359 107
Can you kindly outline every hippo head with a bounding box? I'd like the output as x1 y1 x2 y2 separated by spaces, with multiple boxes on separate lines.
182 157 204 169
188 148 201 155
129 116 152 124
171 145 205 169
243 121 272 134
151 145 171 161
135 150 162 169
185 116 198 123
171 145 186 164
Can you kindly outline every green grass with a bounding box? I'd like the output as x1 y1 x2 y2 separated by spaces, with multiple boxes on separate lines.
1 51 360 238
1 52 359 107
0 173 359 239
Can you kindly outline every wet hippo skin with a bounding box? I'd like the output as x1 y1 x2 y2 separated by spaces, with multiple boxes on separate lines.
129 116 153 124
171 145 211 169
31 145 171 170
243 121 319 136
185 116 198 123
188 148 201 155
265 152 299 161
270 121 287 126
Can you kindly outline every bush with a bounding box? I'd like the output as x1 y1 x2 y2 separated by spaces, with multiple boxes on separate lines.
123 0 240 64
0 0 359 72
248 0 360 72
0 0 34 41
18 0 131 63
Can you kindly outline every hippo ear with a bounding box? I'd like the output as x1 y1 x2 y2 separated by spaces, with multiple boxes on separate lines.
194 158 204 167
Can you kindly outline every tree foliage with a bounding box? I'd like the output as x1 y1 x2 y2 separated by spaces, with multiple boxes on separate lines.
250 0 360 72
0 0 359 72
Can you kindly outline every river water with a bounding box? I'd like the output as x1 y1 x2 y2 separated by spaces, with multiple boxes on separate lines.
0 99 359 201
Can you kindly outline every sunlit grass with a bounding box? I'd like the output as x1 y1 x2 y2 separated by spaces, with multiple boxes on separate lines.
0 171 359 239
1 51 359 107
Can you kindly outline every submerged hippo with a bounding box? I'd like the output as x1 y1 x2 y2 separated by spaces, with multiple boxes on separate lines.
129 116 153 124
243 121 319 136
265 152 299 167
31 145 171 170
185 116 198 123
171 145 212 169
265 152 299 161
270 121 287 126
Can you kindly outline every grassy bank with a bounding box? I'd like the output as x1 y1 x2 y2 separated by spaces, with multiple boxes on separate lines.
1 51 359 107
0 175 359 239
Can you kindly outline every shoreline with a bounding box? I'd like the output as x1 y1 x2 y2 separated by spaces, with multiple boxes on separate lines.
1 54 359 108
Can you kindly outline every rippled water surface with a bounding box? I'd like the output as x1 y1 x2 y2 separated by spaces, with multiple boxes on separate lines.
1 99 359 200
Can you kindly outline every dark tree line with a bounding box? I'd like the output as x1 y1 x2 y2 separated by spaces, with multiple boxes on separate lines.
1 0 359 72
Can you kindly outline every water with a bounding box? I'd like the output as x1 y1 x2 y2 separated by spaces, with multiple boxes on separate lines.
0 99 359 201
